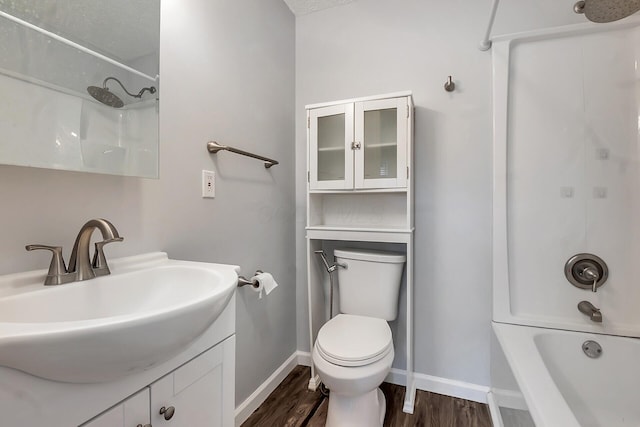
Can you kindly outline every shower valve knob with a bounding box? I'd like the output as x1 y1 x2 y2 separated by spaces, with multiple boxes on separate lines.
565 253 608 292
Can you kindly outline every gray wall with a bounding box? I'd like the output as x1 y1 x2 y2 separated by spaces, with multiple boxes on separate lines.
0 0 295 406
295 0 495 387
294 0 588 388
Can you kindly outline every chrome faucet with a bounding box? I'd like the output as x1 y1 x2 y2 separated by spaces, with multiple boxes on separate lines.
68 219 123 280
26 218 123 285
578 301 602 323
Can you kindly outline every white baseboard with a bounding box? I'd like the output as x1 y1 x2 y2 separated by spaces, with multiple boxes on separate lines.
234 352 299 427
491 387 528 411
385 368 490 404
296 350 312 367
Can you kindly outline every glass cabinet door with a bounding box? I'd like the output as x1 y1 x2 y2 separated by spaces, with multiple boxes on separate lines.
309 104 354 190
354 98 408 189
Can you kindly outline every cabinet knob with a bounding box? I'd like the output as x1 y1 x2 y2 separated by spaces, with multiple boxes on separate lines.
159 406 175 420
351 141 361 150
136 424 152 427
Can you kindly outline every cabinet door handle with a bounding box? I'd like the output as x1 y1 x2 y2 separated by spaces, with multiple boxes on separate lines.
351 141 361 150
159 406 176 420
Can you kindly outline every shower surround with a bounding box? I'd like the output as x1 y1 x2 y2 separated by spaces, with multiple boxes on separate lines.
491 17 640 427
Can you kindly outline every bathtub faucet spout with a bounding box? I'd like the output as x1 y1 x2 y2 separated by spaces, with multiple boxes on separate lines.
578 301 602 323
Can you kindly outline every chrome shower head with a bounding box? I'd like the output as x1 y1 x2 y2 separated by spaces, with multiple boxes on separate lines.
87 77 156 109
574 0 640 23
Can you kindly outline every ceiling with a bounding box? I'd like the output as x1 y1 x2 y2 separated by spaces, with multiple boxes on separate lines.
283 0 356 15
0 0 354 64
0 0 159 64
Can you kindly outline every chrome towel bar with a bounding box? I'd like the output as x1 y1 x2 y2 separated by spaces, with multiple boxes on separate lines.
207 141 279 169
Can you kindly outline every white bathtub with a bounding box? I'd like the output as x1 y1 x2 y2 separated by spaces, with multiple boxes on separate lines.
493 322 640 427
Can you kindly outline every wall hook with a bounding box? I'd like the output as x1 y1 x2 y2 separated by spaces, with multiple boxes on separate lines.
444 76 455 92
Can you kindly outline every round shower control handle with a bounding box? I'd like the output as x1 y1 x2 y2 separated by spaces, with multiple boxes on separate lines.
565 253 608 292
159 406 175 420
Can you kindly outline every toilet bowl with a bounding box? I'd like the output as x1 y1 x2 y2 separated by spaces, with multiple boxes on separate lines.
312 249 405 427
312 314 394 427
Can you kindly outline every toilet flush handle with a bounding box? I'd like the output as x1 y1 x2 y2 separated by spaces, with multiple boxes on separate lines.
314 250 347 273
314 250 347 320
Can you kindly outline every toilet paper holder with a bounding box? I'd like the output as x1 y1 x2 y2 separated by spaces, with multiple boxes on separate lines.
237 270 263 288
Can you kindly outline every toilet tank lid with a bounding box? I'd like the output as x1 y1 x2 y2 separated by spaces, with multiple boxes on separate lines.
334 248 406 263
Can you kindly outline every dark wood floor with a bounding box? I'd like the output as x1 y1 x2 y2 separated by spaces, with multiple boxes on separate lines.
241 366 492 427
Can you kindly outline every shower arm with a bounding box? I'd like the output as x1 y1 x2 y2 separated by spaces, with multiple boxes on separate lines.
103 77 156 99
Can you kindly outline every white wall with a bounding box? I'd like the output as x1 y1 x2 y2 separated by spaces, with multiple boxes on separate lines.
0 0 295 407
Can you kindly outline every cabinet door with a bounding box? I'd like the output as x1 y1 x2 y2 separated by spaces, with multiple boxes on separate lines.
354 97 408 189
80 388 150 427
150 344 227 427
309 103 354 190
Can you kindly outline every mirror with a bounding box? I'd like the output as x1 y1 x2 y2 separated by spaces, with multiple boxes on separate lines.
0 0 160 178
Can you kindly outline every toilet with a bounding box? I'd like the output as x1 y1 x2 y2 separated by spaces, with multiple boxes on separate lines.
312 248 406 427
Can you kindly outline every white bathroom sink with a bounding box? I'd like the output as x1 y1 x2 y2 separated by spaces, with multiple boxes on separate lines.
0 252 238 383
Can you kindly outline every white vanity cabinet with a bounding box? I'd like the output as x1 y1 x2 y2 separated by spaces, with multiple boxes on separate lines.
80 341 232 427
150 342 227 427
308 94 411 190
82 388 150 427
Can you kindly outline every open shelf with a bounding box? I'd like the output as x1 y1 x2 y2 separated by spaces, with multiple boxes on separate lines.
306 225 413 244
308 192 411 230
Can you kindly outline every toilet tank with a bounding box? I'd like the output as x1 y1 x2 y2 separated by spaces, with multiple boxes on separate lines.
334 249 406 321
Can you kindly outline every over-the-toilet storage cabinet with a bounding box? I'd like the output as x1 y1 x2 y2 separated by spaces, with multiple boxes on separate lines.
305 92 415 412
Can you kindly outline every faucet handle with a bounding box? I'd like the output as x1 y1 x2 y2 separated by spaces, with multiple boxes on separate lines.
25 244 72 286
92 237 124 276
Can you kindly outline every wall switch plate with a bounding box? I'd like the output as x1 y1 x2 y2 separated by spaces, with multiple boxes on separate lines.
202 170 215 198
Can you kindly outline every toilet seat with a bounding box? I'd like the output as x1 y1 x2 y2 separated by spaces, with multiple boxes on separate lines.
316 314 393 367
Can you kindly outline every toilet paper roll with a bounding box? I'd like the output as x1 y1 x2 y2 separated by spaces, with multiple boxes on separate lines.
251 272 278 299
